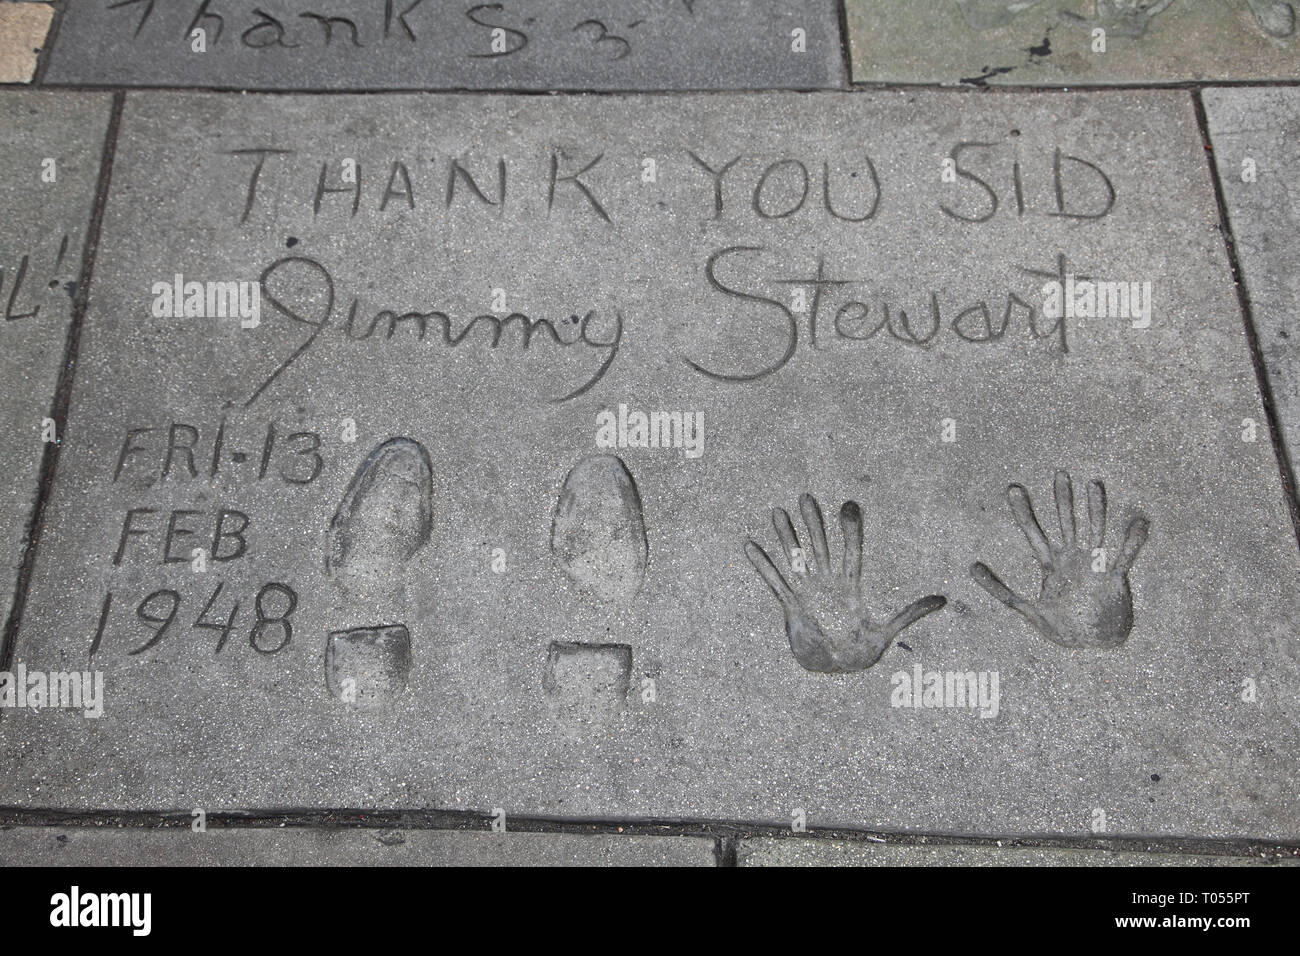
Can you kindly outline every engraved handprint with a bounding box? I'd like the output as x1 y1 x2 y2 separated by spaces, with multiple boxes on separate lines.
971 471 1149 648
745 494 947 674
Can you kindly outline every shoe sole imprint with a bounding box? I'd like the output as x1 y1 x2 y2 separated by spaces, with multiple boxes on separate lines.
550 453 648 602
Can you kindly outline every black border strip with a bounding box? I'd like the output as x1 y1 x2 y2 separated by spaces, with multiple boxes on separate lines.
0 807 1296 863
31 0 66 88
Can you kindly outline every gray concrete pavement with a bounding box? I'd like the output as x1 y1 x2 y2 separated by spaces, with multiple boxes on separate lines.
0 2 1296 867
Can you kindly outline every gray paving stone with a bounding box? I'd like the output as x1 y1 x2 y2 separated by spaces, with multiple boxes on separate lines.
846 0 1300 86
0 826 717 865
1203 89 1300 498
737 838 1300 866
3 90 1299 841
0 91 111 631
41 0 843 91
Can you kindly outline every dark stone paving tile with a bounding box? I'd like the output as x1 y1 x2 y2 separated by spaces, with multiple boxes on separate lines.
1203 88 1300 503
846 0 1300 85
0 91 112 631
0 826 716 865
2 90 1297 840
41 0 843 90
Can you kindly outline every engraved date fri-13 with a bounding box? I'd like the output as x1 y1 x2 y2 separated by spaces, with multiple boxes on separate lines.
95 417 319 659
113 420 323 485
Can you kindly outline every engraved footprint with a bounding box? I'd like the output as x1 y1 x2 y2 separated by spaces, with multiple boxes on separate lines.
326 625 412 711
1061 0 1176 38
970 471 1149 648
551 454 648 602
328 437 433 597
745 494 947 674
1246 0 1296 37
324 437 432 707
954 0 1048 30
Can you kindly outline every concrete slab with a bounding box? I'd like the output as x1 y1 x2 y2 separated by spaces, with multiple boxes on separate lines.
0 826 717 865
737 838 1300 866
846 0 1300 86
0 2 52 83
41 0 843 91
3 90 1298 841
1203 88 1300 500
0 91 111 632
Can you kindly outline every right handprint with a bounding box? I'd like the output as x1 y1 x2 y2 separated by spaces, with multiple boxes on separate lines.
970 471 1149 649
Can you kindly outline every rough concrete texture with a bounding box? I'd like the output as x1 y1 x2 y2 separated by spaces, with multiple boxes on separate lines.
0 91 111 632
2 90 1298 843
0 826 716 866
41 0 844 91
847 0 1300 85
1203 88 1300 501
0 3 52 84
737 838 1300 866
